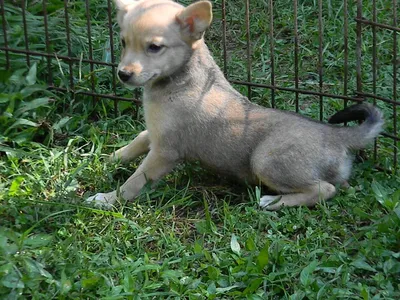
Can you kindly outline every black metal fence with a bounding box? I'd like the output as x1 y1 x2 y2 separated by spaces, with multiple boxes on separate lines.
1 0 399 169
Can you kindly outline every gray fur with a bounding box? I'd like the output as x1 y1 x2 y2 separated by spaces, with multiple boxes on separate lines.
86 0 384 210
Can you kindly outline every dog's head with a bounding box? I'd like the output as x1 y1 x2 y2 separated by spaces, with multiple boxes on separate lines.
114 0 213 86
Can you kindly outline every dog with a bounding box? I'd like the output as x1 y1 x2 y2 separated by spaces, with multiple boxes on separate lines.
86 0 384 210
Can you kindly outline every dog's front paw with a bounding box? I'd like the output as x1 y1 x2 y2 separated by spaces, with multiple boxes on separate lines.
259 195 282 211
85 191 117 209
108 152 121 163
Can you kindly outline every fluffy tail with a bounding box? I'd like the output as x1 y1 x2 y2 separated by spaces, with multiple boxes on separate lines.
328 103 384 150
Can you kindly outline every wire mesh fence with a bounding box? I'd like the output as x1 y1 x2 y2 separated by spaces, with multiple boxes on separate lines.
0 0 399 169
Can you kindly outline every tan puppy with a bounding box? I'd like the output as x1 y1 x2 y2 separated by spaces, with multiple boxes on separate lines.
86 0 383 210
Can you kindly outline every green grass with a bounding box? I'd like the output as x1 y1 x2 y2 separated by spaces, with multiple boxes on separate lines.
1 0 400 299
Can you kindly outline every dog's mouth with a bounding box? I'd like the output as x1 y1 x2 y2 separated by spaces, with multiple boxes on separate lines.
120 73 160 88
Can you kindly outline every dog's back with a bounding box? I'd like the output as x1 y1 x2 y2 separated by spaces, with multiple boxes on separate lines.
87 0 384 211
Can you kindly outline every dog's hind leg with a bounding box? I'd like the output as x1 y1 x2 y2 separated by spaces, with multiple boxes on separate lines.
259 181 336 211
110 130 150 163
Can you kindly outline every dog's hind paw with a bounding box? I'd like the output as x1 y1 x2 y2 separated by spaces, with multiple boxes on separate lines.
259 195 282 210
85 191 117 209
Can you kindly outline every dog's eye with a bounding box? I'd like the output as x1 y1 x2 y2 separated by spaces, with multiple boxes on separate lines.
148 44 163 53
121 38 126 48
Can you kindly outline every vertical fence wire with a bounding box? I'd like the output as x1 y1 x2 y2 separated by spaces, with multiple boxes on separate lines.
63 0 74 89
343 0 348 108
42 0 53 85
221 0 227 77
85 0 96 104
0 0 9 69
21 0 30 67
269 0 275 108
106 0 118 117
318 0 323 120
356 0 363 95
245 0 251 100
372 0 378 160
392 0 398 169
294 0 299 112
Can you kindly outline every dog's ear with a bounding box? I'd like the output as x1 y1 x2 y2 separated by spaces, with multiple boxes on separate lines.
114 0 138 10
176 1 213 41
114 0 139 25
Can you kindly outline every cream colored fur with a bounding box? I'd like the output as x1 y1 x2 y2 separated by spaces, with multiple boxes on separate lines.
86 0 383 210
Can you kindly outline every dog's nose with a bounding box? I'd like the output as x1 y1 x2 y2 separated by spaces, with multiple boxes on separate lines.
118 70 132 82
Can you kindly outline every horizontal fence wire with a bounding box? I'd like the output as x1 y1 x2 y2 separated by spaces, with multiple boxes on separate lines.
0 0 399 169
0 47 118 67
355 18 400 33
49 85 142 104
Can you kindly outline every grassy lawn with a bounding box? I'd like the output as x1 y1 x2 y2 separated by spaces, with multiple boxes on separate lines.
1 0 399 299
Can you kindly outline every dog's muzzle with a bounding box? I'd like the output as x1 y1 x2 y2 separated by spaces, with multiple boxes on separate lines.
118 70 133 83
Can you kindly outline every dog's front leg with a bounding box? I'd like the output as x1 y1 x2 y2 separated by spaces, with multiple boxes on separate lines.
86 149 177 208
110 130 150 163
